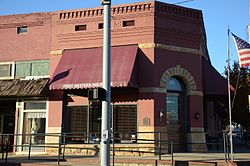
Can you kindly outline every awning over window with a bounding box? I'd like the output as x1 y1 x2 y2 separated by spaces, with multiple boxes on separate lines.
0 78 49 97
50 45 138 90
203 58 228 95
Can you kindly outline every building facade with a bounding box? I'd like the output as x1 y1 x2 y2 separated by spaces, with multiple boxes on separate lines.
0 1 227 153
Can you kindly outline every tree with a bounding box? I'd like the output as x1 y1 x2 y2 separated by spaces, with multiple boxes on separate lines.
224 61 250 129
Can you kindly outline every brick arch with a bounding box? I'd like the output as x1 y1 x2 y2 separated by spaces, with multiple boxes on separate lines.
160 65 197 92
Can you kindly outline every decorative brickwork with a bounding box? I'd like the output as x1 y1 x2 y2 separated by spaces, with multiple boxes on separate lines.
57 1 201 21
0 13 52 29
160 65 197 94
58 3 152 20
155 1 201 19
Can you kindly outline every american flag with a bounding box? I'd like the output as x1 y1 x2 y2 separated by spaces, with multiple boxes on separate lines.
232 33 250 67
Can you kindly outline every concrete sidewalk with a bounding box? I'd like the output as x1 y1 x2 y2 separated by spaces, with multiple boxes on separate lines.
0 153 249 166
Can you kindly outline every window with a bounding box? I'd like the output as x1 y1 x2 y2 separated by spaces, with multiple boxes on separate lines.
98 23 103 29
0 64 12 77
68 106 88 133
15 60 50 78
22 100 47 146
123 20 135 27
17 26 28 34
166 77 184 125
113 105 137 140
75 25 87 31
167 95 180 124
67 103 101 134
31 61 50 76
67 104 101 143
24 101 47 110
65 104 137 143
0 62 14 79
167 77 183 91
22 112 46 144
89 102 101 133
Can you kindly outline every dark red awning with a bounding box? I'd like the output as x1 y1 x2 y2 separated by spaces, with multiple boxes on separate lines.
50 45 138 90
203 58 228 95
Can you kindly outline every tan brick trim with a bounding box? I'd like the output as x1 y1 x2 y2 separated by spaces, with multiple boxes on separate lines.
188 90 203 96
139 87 166 93
160 65 197 94
138 43 202 56
138 87 203 96
189 127 204 132
138 43 157 49
50 50 64 56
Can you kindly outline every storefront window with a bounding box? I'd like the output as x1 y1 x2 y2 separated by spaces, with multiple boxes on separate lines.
65 104 137 142
68 106 88 133
22 112 46 144
113 105 137 140
67 103 101 142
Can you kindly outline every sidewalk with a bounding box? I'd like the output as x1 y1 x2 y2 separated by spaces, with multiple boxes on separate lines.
0 153 249 166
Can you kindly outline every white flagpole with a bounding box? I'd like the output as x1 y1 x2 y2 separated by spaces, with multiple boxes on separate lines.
248 0 250 43
227 27 234 162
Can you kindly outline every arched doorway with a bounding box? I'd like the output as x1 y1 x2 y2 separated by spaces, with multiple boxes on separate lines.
166 77 186 151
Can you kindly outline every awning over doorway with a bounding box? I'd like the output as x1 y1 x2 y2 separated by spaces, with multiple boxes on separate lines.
50 45 138 90
0 78 49 97
203 59 228 95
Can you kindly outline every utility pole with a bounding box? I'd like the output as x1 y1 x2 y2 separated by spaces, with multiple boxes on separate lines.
101 0 111 166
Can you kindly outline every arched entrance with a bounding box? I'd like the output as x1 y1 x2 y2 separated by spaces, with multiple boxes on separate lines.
166 77 187 151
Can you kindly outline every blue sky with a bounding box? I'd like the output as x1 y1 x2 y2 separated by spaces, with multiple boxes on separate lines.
0 0 248 74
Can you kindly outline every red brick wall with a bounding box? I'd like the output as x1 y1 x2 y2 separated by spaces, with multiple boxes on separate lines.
0 1 209 131
0 13 52 62
51 2 155 51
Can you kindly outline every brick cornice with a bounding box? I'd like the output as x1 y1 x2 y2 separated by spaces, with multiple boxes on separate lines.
0 21 44 29
56 2 153 20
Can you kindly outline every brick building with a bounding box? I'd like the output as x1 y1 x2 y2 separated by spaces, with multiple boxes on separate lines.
0 1 227 153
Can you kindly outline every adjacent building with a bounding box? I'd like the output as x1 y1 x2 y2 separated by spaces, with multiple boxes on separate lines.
0 1 227 153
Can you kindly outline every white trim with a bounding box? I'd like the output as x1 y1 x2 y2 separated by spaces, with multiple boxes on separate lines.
16 99 48 153
22 75 50 80
0 62 14 80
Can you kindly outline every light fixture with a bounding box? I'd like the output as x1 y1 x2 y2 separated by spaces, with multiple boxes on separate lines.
195 112 200 119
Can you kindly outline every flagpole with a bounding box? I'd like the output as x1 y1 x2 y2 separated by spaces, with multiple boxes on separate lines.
248 0 250 43
227 27 233 162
